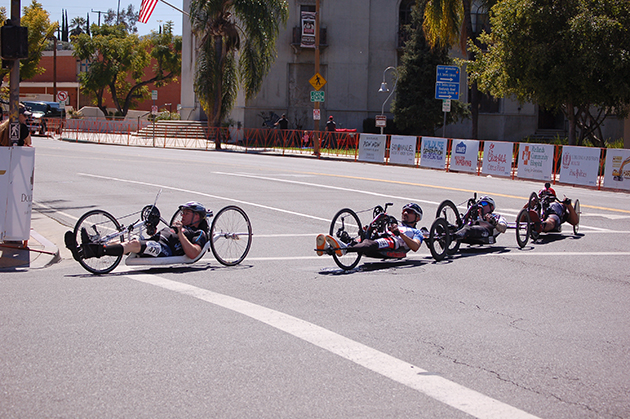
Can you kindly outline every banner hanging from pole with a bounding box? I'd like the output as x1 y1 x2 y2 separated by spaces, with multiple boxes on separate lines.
301 12 316 48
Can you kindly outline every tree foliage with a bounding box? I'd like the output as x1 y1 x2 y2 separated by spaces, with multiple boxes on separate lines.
103 5 138 34
0 1 57 87
468 0 630 145
72 22 181 117
393 0 470 135
189 0 289 148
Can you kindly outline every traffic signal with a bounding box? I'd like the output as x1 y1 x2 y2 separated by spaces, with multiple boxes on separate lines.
1 24 29 60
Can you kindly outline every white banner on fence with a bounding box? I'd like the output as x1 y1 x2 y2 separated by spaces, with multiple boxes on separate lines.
559 145 600 187
358 134 386 163
603 148 630 190
389 135 417 166
517 143 554 181
450 139 479 173
1 147 35 241
482 141 513 177
419 137 448 169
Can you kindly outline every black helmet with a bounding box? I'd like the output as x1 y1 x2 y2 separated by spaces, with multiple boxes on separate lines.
179 201 206 215
402 203 423 221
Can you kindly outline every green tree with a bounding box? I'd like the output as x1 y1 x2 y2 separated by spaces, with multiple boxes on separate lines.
0 1 57 86
73 22 181 116
423 0 495 139
467 0 630 146
393 0 469 135
69 16 86 37
103 5 138 34
189 0 289 149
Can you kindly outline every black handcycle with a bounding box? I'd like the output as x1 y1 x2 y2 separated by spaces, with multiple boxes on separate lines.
69 195 253 274
523 191 581 241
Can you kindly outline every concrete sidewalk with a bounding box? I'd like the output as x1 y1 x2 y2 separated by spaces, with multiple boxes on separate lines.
0 209 67 271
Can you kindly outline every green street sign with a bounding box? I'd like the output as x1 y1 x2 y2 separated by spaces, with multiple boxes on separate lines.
310 91 325 102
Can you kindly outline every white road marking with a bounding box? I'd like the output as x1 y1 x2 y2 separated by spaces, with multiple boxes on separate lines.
126 273 540 419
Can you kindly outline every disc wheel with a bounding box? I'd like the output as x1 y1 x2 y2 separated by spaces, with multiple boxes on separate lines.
573 199 581 235
210 205 253 266
329 208 362 271
516 208 531 248
428 218 451 261
435 200 462 255
73 210 122 274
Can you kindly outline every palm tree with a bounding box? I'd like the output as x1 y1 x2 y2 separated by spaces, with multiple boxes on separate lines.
423 0 494 139
189 0 289 149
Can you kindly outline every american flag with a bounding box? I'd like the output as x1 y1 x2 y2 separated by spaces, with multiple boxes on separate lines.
139 0 159 24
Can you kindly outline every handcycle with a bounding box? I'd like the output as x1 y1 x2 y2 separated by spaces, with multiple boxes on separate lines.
326 202 428 270
68 192 253 274
426 193 533 261
523 189 581 241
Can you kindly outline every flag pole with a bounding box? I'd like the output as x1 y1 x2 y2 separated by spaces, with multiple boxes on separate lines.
159 0 189 17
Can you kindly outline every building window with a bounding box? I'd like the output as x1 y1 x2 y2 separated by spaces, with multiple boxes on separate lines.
469 90 501 113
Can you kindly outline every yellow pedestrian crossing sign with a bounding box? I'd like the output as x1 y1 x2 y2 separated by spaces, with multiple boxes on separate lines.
309 73 326 90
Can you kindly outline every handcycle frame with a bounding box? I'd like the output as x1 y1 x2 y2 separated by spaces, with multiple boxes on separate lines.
426 193 533 261
523 191 581 241
70 196 253 275
327 202 422 270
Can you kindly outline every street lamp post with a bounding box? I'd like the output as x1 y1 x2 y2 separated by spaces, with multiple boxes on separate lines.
378 66 397 135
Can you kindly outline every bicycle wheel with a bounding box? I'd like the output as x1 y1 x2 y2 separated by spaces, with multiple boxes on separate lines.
73 209 122 275
573 199 581 235
428 218 450 261
169 209 182 227
329 208 362 271
435 200 461 254
515 208 531 248
210 205 253 266
527 192 540 211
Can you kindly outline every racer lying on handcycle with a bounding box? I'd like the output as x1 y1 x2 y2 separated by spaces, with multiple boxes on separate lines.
451 195 508 243
65 201 208 261
528 183 579 233
316 203 427 258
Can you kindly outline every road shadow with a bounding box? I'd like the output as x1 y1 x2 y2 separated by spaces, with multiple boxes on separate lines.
318 258 429 275
65 262 254 278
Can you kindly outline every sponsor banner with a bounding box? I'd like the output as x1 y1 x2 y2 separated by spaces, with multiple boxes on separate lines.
559 146 601 187
482 141 513 177
517 143 554 181
301 12 316 48
603 148 630 190
389 135 417 166
1 147 35 241
358 134 386 163
419 137 448 169
449 139 479 173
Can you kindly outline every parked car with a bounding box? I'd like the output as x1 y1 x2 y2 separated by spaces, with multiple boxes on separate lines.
22 101 66 135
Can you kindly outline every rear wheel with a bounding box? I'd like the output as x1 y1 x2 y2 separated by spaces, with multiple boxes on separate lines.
329 208 362 270
516 208 531 248
210 206 253 266
428 218 450 261
573 199 581 235
73 210 122 274
435 200 461 255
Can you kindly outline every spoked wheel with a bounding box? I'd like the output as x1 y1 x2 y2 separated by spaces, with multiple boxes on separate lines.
329 208 362 271
573 199 581 235
428 218 451 261
527 192 540 211
515 208 531 248
210 206 253 266
73 210 122 274
435 200 462 255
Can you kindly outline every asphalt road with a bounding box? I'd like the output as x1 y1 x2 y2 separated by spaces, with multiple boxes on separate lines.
1 136 629 418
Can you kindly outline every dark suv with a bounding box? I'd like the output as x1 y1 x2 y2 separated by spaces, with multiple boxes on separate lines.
22 101 66 135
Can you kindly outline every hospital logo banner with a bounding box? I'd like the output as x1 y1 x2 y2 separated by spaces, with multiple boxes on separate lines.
449 139 479 173
603 148 630 191
420 137 447 169
300 12 316 48
358 134 386 163
482 141 513 177
389 135 417 166
517 143 554 181
559 146 601 187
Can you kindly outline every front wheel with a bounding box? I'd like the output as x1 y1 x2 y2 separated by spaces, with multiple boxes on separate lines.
329 208 362 270
428 218 451 261
73 209 122 274
573 199 581 235
435 200 463 229
210 205 253 266
516 208 531 248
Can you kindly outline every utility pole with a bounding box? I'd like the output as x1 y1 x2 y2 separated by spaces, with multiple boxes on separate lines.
313 0 321 156
8 0 22 145
91 9 106 26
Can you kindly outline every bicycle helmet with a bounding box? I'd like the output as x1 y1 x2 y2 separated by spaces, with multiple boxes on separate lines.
179 201 207 216
402 203 423 221
539 182 556 198
477 196 495 213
